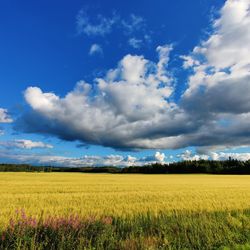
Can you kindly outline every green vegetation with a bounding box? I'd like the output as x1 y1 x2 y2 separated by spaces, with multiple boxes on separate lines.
2 209 250 249
1 158 250 174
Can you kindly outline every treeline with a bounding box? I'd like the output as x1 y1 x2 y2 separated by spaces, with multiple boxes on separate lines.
122 159 250 174
1 159 250 174
0 164 121 173
0 164 55 172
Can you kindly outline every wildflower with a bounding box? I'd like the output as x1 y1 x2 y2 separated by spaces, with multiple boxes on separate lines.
101 216 113 225
1 233 5 241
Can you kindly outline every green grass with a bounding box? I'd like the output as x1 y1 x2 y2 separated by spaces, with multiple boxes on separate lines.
2 210 250 249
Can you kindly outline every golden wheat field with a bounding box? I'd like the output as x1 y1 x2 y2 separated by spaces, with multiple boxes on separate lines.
1 173 250 228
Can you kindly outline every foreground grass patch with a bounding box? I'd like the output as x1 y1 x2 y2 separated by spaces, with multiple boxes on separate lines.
1 209 250 249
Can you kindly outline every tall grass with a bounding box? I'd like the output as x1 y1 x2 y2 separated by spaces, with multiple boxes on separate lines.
1 209 250 249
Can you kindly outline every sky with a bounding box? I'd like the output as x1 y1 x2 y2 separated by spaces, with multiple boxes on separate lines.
1 0 250 167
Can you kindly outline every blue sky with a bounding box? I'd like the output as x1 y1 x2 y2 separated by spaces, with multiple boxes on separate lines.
1 0 250 167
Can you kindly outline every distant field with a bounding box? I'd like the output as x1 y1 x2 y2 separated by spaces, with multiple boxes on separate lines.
1 173 250 226
2 173 250 249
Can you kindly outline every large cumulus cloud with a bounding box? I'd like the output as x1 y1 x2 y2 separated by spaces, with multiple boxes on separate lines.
16 45 196 150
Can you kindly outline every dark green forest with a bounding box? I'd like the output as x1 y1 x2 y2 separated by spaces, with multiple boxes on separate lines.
1 158 250 174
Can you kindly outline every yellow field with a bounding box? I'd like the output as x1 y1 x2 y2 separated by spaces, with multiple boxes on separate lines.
1 173 250 227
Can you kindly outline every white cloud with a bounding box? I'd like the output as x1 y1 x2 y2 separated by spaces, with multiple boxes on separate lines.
128 38 143 49
76 10 118 36
76 11 147 37
76 10 150 48
0 150 168 167
119 54 148 84
178 150 209 161
178 150 250 162
210 152 250 161
0 108 12 123
183 0 250 96
180 55 200 69
89 44 103 55
122 14 146 34
137 151 168 164
125 155 137 165
18 45 184 150
156 44 173 84
0 139 53 149
155 152 165 163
